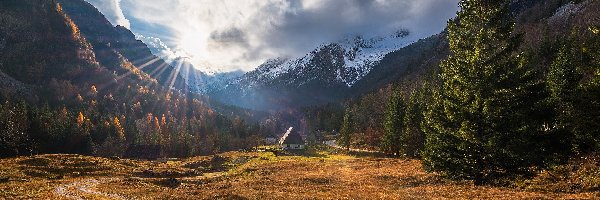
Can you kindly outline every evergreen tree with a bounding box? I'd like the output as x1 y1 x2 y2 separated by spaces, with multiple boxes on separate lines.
548 45 581 104
403 88 426 157
570 28 600 153
422 0 549 183
338 108 353 149
0 101 30 157
381 88 405 155
547 43 581 154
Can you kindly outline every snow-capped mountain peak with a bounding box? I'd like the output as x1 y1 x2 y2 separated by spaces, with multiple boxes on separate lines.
234 29 414 88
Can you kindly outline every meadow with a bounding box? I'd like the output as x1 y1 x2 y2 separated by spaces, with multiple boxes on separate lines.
1 146 598 199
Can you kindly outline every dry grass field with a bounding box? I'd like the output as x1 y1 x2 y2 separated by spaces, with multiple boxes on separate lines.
1 148 598 199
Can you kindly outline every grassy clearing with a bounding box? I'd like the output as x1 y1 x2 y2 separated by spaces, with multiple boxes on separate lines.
0 148 598 199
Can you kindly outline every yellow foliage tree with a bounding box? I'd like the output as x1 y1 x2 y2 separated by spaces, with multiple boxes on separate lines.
90 84 97 95
113 117 125 140
77 112 85 126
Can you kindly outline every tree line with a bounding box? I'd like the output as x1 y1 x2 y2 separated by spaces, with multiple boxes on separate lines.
0 84 263 158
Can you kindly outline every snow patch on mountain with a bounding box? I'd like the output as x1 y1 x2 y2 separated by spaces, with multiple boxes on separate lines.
335 29 412 86
237 29 414 88
549 1 589 22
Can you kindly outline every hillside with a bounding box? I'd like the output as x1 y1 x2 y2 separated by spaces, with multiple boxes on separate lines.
55 0 187 91
0 0 262 158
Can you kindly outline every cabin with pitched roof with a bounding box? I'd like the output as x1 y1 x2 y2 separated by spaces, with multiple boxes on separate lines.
279 127 305 150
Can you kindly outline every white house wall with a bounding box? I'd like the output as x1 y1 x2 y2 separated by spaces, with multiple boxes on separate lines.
281 144 305 150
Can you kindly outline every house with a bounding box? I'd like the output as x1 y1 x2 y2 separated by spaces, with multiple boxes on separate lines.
279 127 305 150
265 137 278 145
124 145 164 160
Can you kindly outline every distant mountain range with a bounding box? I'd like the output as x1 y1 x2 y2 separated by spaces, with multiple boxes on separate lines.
137 24 433 111
205 29 446 110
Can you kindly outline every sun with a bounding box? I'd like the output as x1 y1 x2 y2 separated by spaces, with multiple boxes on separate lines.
176 29 207 60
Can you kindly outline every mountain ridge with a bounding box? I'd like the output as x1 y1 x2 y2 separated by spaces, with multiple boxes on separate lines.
207 30 417 110
56 0 188 91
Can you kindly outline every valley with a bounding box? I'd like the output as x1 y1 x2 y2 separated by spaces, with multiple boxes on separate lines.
2 148 597 199
1 0 599 199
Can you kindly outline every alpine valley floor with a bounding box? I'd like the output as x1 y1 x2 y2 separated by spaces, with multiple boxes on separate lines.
0 148 598 200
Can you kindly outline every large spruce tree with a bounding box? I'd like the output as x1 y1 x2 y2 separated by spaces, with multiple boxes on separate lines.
570 27 600 153
422 0 549 183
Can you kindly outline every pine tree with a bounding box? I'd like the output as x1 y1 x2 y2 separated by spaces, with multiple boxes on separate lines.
570 28 600 153
422 0 549 183
0 101 30 157
547 43 581 154
548 45 581 104
403 88 426 157
381 88 405 155
338 108 353 150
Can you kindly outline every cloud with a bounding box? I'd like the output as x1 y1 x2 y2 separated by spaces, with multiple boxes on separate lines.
84 0 130 28
102 0 459 72
135 34 179 61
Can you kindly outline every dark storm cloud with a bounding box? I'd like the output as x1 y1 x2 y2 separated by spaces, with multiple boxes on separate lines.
209 27 250 48
244 0 458 59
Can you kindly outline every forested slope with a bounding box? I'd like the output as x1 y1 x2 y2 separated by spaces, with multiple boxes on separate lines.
0 0 262 158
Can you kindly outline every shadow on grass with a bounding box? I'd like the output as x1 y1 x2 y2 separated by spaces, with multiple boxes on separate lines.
17 156 116 179
377 174 447 189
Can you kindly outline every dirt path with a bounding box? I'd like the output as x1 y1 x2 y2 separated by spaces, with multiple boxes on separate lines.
55 178 127 200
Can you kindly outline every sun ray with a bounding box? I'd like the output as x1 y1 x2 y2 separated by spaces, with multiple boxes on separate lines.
147 62 170 79
168 59 184 89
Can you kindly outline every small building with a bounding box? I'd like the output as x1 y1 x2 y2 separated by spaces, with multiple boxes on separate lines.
265 137 278 145
279 127 305 150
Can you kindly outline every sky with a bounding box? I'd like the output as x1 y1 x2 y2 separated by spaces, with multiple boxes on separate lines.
84 0 459 73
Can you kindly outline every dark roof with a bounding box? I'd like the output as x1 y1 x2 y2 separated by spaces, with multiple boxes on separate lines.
280 127 305 144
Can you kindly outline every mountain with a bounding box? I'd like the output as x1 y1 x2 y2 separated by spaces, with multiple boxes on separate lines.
0 0 103 101
134 34 245 95
0 0 264 158
209 30 416 110
303 0 600 149
55 0 187 90
206 0 591 112
350 33 449 95
171 59 244 95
